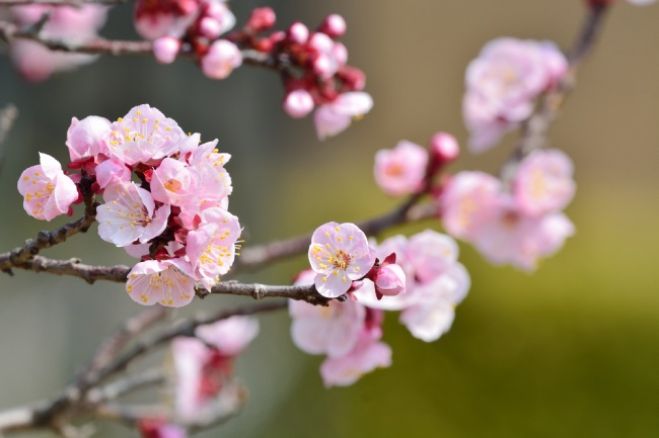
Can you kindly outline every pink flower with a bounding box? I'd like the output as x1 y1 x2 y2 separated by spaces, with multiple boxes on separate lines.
463 38 567 152
8 5 108 81
152 36 181 64
186 141 233 204
17 153 78 221
201 40 242 80
283 90 315 119
320 14 347 38
150 158 196 206
133 0 199 40
94 159 131 189
289 296 365 357
171 316 257 421
107 104 192 165
373 263 406 297
374 140 428 196
138 420 187 438
514 149 575 217
96 181 171 247
430 132 460 164
314 92 373 140
288 22 309 44
353 230 470 342
186 208 241 290
65 116 111 162
320 328 391 387
126 259 196 307
308 222 375 298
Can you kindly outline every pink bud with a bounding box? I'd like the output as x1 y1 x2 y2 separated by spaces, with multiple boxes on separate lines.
374 264 406 297
153 37 180 64
246 7 276 32
313 54 334 79
321 14 347 38
332 42 348 66
201 40 242 79
430 132 460 164
288 21 309 44
309 32 333 53
199 17 222 39
284 89 315 118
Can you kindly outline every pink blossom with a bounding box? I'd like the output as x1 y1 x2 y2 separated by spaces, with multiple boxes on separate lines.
314 92 373 140
133 0 199 40
374 140 428 196
8 5 107 81
463 38 567 152
153 36 181 64
289 295 365 357
138 420 187 438
308 32 347 80
126 259 196 307
96 181 171 247
94 159 131 189
320 329 391 387
65 116 111 162
17 153 78 221
430 132 460 164
150 158 196 206
107 104 191 165
283 90 315 119
320 14 347 38
201 40 242 80
203 0 235 34
186 208 241 290
373 263 406 297
514 149 576 217
288 22 309 44
308 222 375 298
171 316 257 421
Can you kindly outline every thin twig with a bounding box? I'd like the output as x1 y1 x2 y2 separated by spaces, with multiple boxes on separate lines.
0 104 18 171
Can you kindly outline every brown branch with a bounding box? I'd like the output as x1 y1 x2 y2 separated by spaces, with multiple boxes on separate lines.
501 3 610 181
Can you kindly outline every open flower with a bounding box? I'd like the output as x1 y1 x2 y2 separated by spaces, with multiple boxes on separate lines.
314 92 373 140
106 104 192 165
96 181 171 247
65 115 111 162
126 259 196 307
150 158 197 206
374 140 428 196
186 208 241 290
308 222 375 298
17 153 78 221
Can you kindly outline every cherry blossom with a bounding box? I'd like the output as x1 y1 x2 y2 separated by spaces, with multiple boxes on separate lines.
65 116 111 163
463 38 567 152
96 181 171 247
94 159 131 189
201 40 243 80
308 222 375 298
314 92 373 140
283 90 315 119
17 153 78 221
514 149 576 217
374 140 428 196
171 316 258 421
138 420 187 438
153 36 181 64
106 104 192 165
125 259 196 307
150 158 196 207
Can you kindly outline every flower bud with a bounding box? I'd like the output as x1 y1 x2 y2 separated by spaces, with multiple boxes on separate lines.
430 132 460 164
201 40 242 80
320 14 346 38
153 36 181 64
283 89 315 118
246 7 276 33
288 21 309 44
199 17 222 39
374 263 406 297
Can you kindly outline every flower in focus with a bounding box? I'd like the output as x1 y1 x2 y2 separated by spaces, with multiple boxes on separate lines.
66 116 111 163
17 153 78 221
374 140 428 196
96 181 171 247
308 222 375 298
314 92 373 140
463 38 567 152
171 316 258 421
126 259 196 307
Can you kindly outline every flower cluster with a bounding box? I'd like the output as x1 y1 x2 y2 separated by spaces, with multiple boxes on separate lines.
463 38 568 152
17 104 240 307
4 4 108 81
441 149 576 270
134 1 372 139
294 228 469 385
373 132 459 197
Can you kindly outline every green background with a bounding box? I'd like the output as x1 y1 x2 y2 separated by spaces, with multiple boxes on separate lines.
1 0 658 436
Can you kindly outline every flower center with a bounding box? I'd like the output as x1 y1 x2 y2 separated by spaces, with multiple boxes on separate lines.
164 178 183 193
330 250 352 270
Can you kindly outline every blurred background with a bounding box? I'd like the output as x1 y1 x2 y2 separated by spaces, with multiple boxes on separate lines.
1 0 658 436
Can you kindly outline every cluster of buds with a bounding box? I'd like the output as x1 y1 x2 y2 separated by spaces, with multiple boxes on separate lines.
441 149 576 270
18 104 240 307
134 1 372 139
